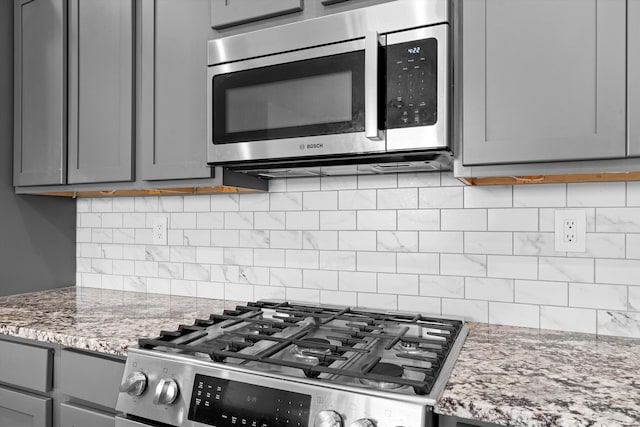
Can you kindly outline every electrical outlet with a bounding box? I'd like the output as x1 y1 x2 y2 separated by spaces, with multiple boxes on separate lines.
554 209 586 252
152 217 167 245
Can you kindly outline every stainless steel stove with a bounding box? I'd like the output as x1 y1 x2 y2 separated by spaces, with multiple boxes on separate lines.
115 301 468 427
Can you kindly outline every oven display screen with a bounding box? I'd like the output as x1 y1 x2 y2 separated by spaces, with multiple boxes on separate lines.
187 374 311 427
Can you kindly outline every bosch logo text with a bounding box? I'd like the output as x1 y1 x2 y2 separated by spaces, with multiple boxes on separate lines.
299 143 324 150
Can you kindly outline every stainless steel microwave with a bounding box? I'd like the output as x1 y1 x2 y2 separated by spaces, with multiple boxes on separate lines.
207 0 451 176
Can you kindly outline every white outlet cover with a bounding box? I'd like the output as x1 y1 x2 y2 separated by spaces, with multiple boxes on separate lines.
554 209 586 252
152 217 168 245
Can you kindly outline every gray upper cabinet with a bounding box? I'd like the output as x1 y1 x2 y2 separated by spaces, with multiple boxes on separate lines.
461 0 627 166
13 0 66 186
138 0 213 181
67 0 134 184
210 0 303 29
630 0 640 157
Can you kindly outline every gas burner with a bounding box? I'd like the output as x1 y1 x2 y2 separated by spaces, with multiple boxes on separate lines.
359 363 405 390
396 340 430 355
291 338 333 363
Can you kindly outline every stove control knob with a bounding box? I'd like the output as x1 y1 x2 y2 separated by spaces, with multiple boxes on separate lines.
153 378 179 406
314 410 343 427
120 371 147 396
349 419 376 427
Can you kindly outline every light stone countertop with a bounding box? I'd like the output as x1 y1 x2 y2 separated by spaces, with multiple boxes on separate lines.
1 287 639 426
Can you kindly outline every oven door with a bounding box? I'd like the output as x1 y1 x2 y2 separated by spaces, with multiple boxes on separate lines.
115 415 166 427
207 34 386 165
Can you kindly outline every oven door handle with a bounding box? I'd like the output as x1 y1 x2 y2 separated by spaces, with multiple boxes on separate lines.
115 415 165 427
365 30 382 141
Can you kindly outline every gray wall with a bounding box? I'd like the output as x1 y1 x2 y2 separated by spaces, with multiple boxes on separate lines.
1 1 76 296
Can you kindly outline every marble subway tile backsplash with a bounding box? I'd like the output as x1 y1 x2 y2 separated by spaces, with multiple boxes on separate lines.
76 172 640 338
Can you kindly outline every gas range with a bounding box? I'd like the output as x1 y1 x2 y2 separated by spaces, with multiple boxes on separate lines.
115 301 468 427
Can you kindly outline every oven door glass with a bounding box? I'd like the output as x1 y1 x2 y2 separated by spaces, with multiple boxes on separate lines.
212 50 365 145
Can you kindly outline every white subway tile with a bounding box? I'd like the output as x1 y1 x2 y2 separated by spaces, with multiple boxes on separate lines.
540 306 596 333
539 257 593 283
170 247 197 263
270 268 303 287
357 211 396 230
225 212 254 230
102 213 123 228
569 282 627 310
123 213 145 228
211 230 239 247
159 196 184 212
320 291 357 306
285 250 319 269
378 188 418 209
81 273 102 288
513 232 559 256
239 266 269 285
513 183 566 207
539 208 555 232
270 231 303 249
113 229 134 244
441 209 487 231
225 283 254 301
92 198 113 212
135 197 158 212
145 246 170 262
596 208 640 232
358 174 397 189
464 232 512 255
319 251 356 271
339 231 377 251
147 278 171 294
239 230 270 248
255 212 286 230
76 229 92 243
103 244 123 260
378 273 418 295
320 175 358 191
170 213 196 229
196 213 224 229
211 265 239 283
377 231 418 252
270 193 303 211
464 186 512 208
286 211 319 230
571 233 626 259
134 229 154 245
158 262 183 279
92 229 113 244
135 261 158 277
397 253 439 274
286 288 320 304
597 311 640 338
77 199 91 213
168 230 183 246
183 195 210 212
113 260 135 276
398 172 440 188
357 252 395 273
254 249 285 267
628 287 640 311
80 213 102 228
489 302 539 328
303 231 338 250
182 229 210 247
442 299 488 322
440 171 465 187
629 234 640 259
420 275 464 298
123 276 146 293
123 245 146 260
303 270 338 290
419 231 463 253
466 277 514 302
91 259 112 274
339 271 377 292
567 182 626 207
487 255 537 280
303 191 338 211
224 248 253 266
184 264 211 281
320 211 357 230
239 193 269 211
441 254 486 277
515 280 568 306
287 177 320 192
418 186 463 209
77 258 91 273
398 295 441 314
111 197 134 212
628 182 640 206
211 194 239 211
488 209 538 231
196 247 224 264
197 281 225 299
338 190 376 210
254 285 286 300
357 293 397 311
268 179 287 192
397 210 440 231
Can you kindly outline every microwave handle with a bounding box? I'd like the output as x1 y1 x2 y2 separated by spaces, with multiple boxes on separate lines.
365 31 382 140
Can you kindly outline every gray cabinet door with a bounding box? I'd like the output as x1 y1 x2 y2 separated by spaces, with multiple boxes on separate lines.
461 0 626 166
0 339 53 393
13 0 66 186
60 402 115 427
210 0 303 29
630 0 640 157
138 0 213 180
0 386 51 427
68 0 134 184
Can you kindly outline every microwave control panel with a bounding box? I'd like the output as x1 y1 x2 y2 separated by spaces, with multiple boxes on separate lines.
386 37 438 129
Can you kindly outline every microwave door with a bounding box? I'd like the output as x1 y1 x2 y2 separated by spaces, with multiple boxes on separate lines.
207 38 386 165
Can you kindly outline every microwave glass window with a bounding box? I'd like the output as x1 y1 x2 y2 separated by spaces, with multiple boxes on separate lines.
226 71 352 133
213 50 365 144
